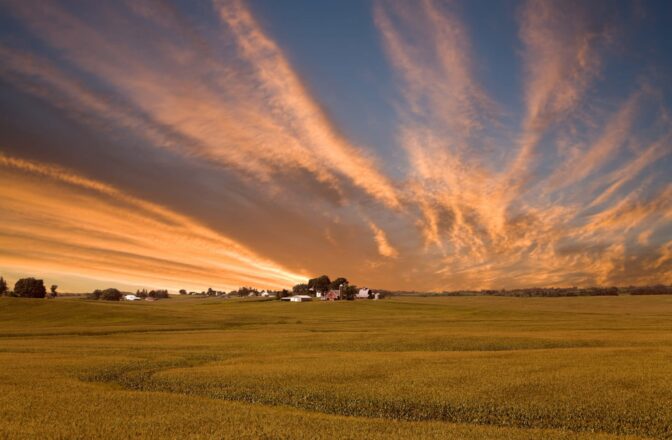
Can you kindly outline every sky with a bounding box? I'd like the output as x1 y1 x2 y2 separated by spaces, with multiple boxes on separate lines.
0 0 671 293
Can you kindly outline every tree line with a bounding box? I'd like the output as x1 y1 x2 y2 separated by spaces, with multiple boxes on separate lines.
406 285 672 297
0 275 172 301
86 288 170 301
0 277 58 298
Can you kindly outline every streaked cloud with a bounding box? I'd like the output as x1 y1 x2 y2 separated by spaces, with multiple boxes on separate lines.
368 222 398 259
511 0 614 180
0 153 306 290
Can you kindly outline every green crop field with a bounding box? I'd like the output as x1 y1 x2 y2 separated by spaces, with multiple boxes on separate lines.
0 295 670 439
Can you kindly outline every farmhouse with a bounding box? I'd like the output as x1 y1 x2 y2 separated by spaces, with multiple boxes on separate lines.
357 288 372 299
123 294 141 301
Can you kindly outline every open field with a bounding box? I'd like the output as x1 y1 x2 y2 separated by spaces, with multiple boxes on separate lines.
0 295 670 439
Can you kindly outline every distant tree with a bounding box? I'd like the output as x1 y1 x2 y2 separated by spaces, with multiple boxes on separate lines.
292 283 309 294
308 275 331 294
136 289 148 298
179 289 187 295
100 288 122 301
329 277 348 290
148 289 169 299
14 278 47 298
236 286 257 297
275 289 290 300
88 288 122 301
0 277 7 295
50 285 58 297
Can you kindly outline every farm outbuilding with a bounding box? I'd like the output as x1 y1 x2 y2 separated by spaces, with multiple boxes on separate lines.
281 295 313 302
123 294 141 301
324 290 339 301
357 288 372 299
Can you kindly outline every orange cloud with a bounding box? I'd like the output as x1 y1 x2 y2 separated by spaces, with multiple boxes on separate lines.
0 153 306 291
368 222 398 258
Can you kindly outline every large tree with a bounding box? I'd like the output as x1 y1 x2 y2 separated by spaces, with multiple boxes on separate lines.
14 278 47 298
0 277 7 295
308 275 331 294
292 283 309 294
329 277 348 290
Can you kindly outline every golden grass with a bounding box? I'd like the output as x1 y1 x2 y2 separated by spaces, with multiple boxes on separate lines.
0 295 670 439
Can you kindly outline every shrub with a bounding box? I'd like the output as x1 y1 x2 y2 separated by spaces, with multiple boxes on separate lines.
13 278 47 298
101 289 122 301
89 288 122 301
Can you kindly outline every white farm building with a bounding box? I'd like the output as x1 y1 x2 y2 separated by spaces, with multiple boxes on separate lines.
357 288 372 299
282 295 312 302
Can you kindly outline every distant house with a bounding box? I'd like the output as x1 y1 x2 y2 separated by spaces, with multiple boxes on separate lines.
357 288 372 299
289 295 312 302
260 290 270 297
124 294 141 301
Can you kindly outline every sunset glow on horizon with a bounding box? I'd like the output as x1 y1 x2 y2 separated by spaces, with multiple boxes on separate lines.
1 0 671 292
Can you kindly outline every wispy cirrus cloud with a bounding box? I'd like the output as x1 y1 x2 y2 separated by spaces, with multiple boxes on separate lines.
374 0 671 289
511 0 614 174
375 0 508 252
1 0 400 209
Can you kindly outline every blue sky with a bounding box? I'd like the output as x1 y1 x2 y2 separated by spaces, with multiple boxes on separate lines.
0 0 670 292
